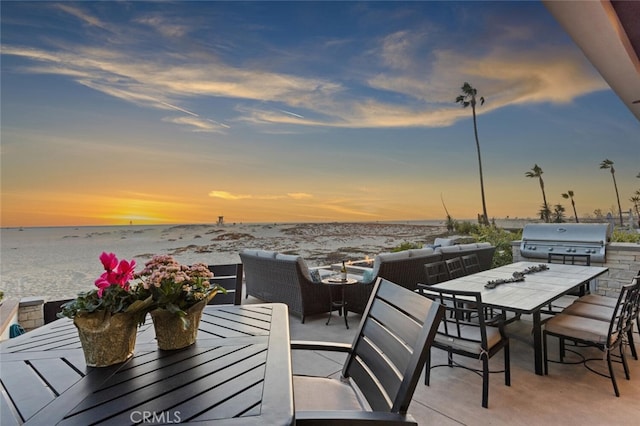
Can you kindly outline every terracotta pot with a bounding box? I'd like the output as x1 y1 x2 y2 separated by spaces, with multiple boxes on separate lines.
150 299 207 350
74 311 138 367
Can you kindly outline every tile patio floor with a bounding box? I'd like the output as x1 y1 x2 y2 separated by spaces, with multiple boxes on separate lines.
244 295 640 425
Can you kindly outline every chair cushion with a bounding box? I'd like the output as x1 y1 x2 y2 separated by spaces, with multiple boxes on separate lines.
577 294 618 308
545 313 616 345
563 302 614 322
293 376 368 411
435 324 503 354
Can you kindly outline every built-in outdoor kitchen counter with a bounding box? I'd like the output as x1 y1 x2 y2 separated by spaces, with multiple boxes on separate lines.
512 223 640 298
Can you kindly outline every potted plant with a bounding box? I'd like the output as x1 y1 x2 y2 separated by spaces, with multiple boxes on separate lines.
59 252 153 367
135 255 224 350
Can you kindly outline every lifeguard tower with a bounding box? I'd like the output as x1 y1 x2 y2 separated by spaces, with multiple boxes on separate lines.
216 216 224 226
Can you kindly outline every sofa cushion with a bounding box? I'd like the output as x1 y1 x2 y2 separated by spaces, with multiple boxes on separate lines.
275 253 299 262
439 245 462 254
434 238 455 247
458 243 478 251
408 248 435 258
243 249 277 258
378 251 411 262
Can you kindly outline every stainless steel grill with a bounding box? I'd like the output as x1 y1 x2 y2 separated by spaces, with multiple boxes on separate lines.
520 223 611 262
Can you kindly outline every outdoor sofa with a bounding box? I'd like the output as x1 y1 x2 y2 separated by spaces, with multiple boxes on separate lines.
344 243 496 315
240 243 496 322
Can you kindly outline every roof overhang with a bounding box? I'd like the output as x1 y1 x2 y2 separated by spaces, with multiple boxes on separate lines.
542 0 640 122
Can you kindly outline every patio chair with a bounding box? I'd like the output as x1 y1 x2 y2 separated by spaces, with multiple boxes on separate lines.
423 261 450 285
44 298 74 324
420 287 511 408
542 253 592 315
445 257 466 279
576 270 640 339
207 263 243 305
562 274 640 360
543 278 640 396
291 278 445 425
461 253 481 274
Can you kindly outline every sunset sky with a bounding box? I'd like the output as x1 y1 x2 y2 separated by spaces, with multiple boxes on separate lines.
1 1 638 227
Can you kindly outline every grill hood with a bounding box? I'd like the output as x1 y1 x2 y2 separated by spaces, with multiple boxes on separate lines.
520 223 611 262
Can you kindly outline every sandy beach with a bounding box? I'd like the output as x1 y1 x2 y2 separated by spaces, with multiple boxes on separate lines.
1 221 451 301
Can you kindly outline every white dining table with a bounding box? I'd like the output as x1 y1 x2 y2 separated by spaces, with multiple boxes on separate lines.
431 261 609 375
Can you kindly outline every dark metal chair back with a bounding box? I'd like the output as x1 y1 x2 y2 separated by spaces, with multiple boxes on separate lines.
445 257 466 279
420 287 510 408
547 253 591 266
548 252 591 297
342 278 444 414
461 254 481 275
424 261 450 285
207 263 243 305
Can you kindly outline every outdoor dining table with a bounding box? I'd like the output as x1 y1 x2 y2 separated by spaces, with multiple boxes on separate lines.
0 303 294 425
431 261 609 376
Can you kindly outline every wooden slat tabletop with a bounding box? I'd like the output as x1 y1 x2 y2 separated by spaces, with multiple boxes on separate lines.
0 304 293 426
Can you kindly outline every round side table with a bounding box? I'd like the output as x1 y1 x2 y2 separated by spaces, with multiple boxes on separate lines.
321 277 358 329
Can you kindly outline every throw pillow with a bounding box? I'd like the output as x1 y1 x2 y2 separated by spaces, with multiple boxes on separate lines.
361 269 375 282
309 269 322 283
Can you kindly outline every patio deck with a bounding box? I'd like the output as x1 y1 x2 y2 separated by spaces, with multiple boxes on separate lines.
245 294 640 424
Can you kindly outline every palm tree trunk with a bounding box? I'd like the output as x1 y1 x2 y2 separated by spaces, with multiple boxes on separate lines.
571 199 579 223
611 172 623 226
539 179 549 223
472 105 488 225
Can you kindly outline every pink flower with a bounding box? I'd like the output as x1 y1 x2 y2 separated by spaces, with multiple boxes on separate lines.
95 274 112 297
94 252 137 297
99 252 118 272
113 259 136 289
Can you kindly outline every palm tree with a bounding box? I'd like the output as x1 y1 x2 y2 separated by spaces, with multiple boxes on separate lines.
538 204 552 222
456 82 488 226
630 194 640 224
600 159 623 226
552 204 566 223
526 164 550 222
561 190 579 223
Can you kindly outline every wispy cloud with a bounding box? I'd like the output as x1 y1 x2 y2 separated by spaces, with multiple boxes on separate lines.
209 191 313 200
1 2 607 135
54 4 109 30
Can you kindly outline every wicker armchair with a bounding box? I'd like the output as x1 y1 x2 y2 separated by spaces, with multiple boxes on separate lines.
240 249 331 323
